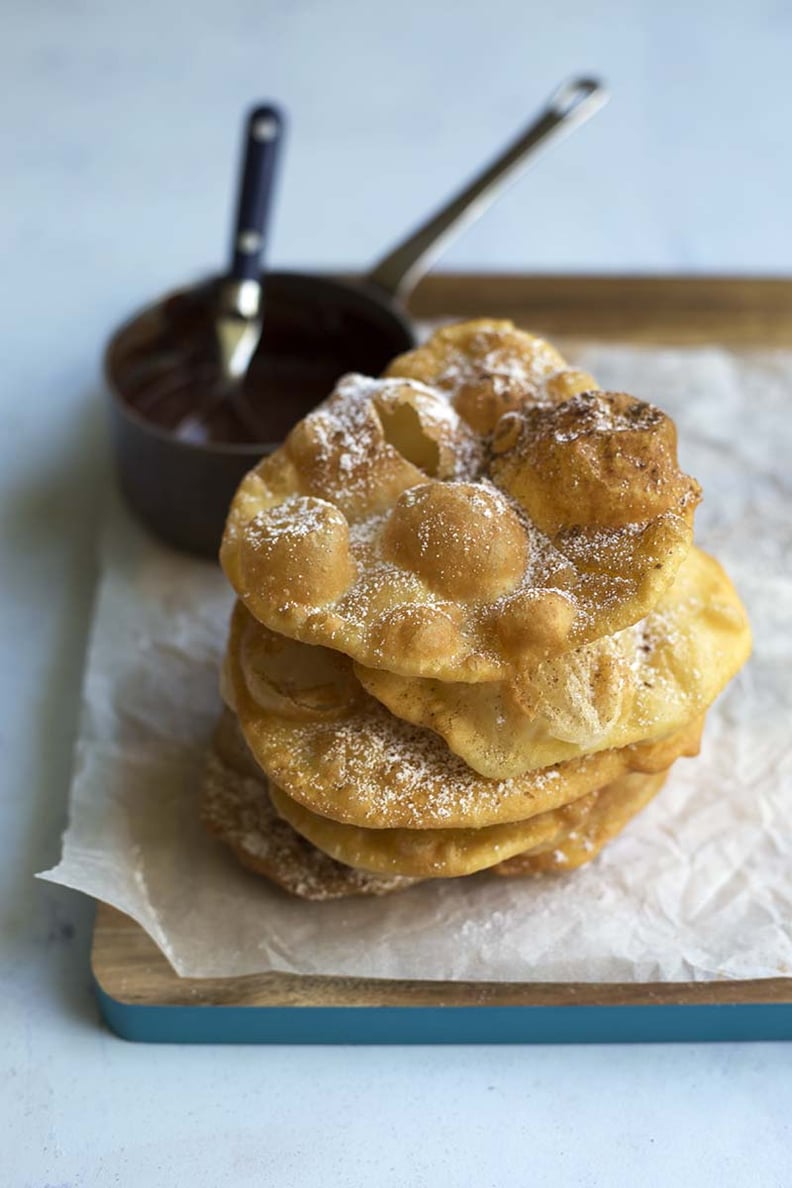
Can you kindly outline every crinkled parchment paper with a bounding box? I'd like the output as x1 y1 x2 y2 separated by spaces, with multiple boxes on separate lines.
40 344 792 981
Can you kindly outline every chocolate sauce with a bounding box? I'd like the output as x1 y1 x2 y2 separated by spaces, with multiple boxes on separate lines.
106 274 414 555
116 283 405 446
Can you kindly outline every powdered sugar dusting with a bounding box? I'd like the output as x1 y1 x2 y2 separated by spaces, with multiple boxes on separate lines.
202 747 416 900
437 331 562 396
228 329 698 679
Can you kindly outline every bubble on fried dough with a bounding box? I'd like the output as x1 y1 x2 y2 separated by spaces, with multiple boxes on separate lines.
382 481 527 601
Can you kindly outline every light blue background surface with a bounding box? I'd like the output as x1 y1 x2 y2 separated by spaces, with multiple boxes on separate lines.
2 1 791 1184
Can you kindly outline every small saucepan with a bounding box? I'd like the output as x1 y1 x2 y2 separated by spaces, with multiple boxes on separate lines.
105 77 607 556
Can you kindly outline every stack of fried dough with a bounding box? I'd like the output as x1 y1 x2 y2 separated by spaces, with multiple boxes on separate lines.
202 320 751 900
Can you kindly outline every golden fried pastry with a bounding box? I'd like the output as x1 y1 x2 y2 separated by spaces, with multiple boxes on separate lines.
221 321 700 682
356 547 751 778
203 712 675 895
385 318 598 434
201 711 418 900
267 764 675 879
204 316 751 903
492 769 669 876
225 600 704 829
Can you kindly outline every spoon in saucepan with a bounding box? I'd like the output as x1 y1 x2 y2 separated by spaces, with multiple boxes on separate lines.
177 103 284 441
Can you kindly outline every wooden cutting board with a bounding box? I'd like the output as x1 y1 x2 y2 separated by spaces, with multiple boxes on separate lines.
92 274 792 1044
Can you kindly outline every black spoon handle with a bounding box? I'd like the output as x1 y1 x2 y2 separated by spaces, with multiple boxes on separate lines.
229 103 284 283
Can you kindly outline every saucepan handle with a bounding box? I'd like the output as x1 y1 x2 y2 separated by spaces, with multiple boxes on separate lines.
366 77 608 303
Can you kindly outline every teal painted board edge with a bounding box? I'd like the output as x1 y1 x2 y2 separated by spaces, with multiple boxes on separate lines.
95 984 792 1045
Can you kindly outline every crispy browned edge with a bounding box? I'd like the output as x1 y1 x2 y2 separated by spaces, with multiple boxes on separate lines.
92 274 792 1009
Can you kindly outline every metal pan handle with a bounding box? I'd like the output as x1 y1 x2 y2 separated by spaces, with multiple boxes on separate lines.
366 77 608 303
